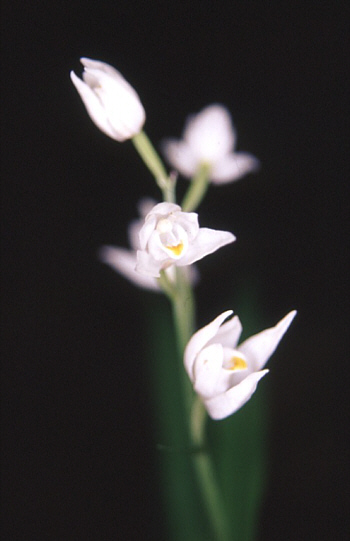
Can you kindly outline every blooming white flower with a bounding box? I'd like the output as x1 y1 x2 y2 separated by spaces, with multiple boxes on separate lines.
184 309 297 420
163 104 259 184
136 202 235 278
70 58 145 141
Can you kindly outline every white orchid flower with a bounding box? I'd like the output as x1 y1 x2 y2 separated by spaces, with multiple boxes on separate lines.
136 202 235 278
184 310 297 420
100 199 199 290
162 104 259 184
70 58 145 141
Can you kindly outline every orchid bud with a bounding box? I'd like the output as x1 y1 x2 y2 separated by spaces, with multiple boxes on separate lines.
70 58 145 142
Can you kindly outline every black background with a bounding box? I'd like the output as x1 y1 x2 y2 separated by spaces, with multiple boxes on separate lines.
2 2 349 540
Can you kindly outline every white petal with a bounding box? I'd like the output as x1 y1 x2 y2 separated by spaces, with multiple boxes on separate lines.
172 211 199 239
99 246 160 291
127 219 143 251
184 310 233 378
211 152 260 184
147 202 181 217
162 140 198 178
89 72 145 139
238 310 297 371
127 199 158 250
80 58 143 106
138 214 158 250
192 343 225 398
204 369 269 420
137 197 158 218
135 249 163 278
80 57 122 78
70 71 116 139
147 230 175 261
184 105 236 162
178 228 235 266
208 315 242 349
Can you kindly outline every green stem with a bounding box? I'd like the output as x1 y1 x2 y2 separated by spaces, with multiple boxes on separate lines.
172 268 195 352
190 394 207 447
181 163 211 212
191 397 232 541
194 452 232 541
171 268 196 417
158 269 177 301
169 268 232 541
132 130 175 202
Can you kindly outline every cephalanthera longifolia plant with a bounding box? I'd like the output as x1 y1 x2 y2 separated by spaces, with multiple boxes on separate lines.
71 57 296 541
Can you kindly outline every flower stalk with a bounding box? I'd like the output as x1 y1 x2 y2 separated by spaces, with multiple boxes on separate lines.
181 162 211 212
192 448 232 541
163 267 195 418
132 130 175 202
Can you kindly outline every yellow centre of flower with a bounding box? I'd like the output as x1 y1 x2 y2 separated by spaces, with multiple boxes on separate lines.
228 355 248 371
166 242 184 256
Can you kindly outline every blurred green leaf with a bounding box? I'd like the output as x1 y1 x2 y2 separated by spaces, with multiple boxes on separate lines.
207 387 269 540
146 296 213 540
145 285 269 540
206 284 269 540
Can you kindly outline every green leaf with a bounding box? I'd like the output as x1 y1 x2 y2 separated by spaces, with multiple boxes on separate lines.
145 285 269 541
146 296 212 540
207 387 269 541
207 286 269 540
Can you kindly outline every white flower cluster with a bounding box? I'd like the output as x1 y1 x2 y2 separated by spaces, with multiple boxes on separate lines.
71 58 296 420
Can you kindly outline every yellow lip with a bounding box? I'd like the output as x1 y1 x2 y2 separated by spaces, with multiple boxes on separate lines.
228 355 247 371
166 242 184 256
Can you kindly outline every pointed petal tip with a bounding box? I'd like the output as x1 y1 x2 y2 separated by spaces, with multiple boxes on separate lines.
259 368 269 377
278 309 297 330
210 309 235 330
70 70 78 82
205 368 269 420
80 57 93 66
207 309 234 328
220 309 234 321
70 70 87 93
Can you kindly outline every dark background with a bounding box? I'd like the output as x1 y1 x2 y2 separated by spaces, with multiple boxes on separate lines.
2 2 348 540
